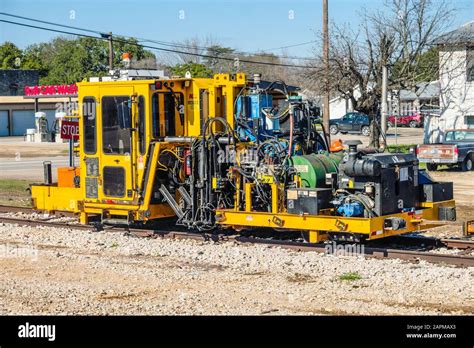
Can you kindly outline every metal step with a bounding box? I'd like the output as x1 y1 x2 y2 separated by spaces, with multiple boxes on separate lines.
159 185 185 218
178 186 192 207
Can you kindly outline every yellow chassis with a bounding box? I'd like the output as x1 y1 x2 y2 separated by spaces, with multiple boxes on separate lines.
31 185 175 224
215 200 456 242
32 180 455 244
29 73 457 243
32 184 455 242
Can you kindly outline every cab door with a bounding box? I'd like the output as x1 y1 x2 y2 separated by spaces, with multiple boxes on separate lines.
99 87 136 202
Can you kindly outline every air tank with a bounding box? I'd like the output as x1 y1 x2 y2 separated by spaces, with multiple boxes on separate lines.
290 152 343 188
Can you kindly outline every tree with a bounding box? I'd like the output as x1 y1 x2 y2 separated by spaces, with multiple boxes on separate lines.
0 42 23 69
203 45 236 72
40 37 90 84
170 62 213 78
306 0 456 148
392 46 439 83
157 36 219 67
21 43 49 78
5 36 157 84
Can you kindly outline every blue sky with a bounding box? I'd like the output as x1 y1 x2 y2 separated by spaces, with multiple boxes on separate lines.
1 0 473 58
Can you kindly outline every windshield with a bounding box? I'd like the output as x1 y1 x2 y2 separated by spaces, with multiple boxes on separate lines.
445 131 474 142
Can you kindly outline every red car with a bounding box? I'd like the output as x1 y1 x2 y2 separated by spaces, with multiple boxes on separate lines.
387 113 424 128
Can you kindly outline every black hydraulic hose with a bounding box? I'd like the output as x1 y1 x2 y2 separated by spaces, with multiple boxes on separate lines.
264 80 290 97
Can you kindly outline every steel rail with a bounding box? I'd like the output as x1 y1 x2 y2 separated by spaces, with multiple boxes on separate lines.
234 236 474 267
0 206 473 267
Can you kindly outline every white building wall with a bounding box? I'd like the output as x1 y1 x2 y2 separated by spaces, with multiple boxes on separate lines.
329 97 349 119
427 46 474 143
327 87 360 119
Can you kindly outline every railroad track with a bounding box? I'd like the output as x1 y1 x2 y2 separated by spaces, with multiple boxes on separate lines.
1 205 473 267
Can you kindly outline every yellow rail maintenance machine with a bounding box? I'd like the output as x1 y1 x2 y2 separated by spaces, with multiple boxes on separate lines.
31 69 456 242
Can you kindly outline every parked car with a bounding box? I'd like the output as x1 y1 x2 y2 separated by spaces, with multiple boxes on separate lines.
387 112 424 128
417 129 474 171
329 112 371 136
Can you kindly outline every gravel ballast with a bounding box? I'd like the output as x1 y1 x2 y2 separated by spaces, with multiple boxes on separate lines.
0 223 472 315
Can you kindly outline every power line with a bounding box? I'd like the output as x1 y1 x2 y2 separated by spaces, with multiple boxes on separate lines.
262 40 318 51
0 11 317 62
140 37 317 61
0 11 101 35
0 19 316 69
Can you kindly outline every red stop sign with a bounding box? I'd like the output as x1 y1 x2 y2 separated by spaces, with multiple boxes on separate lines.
60 120 79 140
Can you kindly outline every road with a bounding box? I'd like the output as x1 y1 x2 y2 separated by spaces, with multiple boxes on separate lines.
0 137 71 181
0 128 430 181
0 156 71 181
334 127 424 147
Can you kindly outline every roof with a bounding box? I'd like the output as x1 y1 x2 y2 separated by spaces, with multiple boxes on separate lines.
434 22 474 45
399 81 440 100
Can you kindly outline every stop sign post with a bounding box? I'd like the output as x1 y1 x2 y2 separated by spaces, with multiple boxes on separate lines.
60 120 79 167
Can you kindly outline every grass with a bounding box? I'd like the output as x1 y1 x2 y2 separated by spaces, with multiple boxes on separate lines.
339 272 362 281
0 179 33 207
386 144 416 154
386 144 427 169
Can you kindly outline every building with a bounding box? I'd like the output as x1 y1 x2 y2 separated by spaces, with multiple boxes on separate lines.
425 22 474 143
397 81 440 116
327 82 439 120
328 88 361 119
0 69 39 96
0 96 73 137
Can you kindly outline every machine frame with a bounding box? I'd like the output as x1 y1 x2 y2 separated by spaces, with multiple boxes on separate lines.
31 72 456 242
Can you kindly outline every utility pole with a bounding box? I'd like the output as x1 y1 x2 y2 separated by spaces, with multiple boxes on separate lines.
322 0 330 143
108 32 114 71
381 64 388 145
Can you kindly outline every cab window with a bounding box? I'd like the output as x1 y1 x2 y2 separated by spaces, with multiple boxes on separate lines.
103 166 125 197
164 93 176 136
152 92 184 137
102 96 131 154
152 93 160 137
83 97 96 154
138 95 146 154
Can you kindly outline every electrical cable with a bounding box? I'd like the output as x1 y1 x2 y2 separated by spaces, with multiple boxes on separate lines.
0 18 317 69
0 12 317 61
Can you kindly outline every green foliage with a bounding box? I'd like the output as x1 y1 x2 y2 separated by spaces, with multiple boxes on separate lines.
385 144 426 168
21 43 50 78
1 36 156 84
386 144 417 153
339 272 362 281
170 62 213 78
0 42 23 69
392 47 439 83
40 38 90 84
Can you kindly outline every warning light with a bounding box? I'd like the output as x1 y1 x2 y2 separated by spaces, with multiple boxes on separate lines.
155 81 162 89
